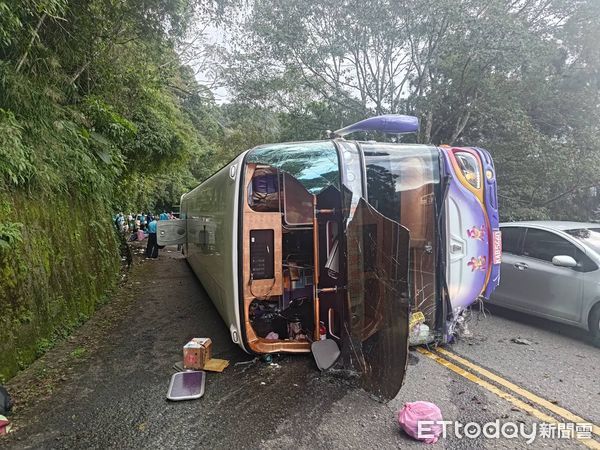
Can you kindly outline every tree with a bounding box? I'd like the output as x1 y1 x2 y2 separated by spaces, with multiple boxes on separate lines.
219 0 600 220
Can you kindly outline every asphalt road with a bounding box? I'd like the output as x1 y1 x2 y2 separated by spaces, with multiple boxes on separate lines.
2 245 599 449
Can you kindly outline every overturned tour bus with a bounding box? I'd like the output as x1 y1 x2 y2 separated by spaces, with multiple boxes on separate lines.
158 115 501 399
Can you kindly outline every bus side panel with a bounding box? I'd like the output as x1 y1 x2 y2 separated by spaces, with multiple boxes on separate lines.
183 152 247 350
473 147 501 298
441 150 490 317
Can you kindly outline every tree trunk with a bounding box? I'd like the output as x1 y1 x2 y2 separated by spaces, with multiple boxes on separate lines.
16 13 47 73
423 110 433 144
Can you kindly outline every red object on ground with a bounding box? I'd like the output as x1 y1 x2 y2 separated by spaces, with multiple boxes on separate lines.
0 415 11 435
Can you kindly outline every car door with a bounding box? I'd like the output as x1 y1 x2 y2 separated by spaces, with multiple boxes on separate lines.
491 226 526 307
514 228 583 322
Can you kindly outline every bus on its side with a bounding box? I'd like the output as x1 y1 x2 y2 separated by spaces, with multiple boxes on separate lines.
158 115 500 399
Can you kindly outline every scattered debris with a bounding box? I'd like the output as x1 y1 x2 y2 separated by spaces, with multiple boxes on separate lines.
260 381 266 385
0 415 11 435
455 314 473 338
407 352 420 366
166 371 205 401
511 337 532 345
398 401 443 444
175 360 230 373
234 358 258 367
409 311 434 346
174 336 227 373
471 395 482 404
0 386 12 415
312 339 340 370
183 338 212 370
265 331 279 340
203 358 229 373
409 311 425 330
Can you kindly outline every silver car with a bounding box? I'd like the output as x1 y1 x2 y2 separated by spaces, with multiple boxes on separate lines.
488 221 600 343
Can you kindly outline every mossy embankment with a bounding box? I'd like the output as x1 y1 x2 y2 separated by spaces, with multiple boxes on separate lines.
0 194 120 382
0 1 229 382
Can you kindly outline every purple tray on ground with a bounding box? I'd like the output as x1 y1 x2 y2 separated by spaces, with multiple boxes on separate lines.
166 370 206 401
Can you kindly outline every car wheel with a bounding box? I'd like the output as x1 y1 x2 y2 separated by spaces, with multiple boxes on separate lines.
589 304 600 347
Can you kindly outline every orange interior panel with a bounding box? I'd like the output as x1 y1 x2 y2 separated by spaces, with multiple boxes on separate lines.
242 163 311 353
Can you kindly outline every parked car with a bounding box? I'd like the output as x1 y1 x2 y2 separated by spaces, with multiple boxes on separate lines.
488 221 600 344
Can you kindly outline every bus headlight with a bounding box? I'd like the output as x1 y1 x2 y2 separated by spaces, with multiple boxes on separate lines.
454 152 481 189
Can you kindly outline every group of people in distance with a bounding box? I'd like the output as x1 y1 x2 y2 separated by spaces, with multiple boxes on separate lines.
113 211 177 259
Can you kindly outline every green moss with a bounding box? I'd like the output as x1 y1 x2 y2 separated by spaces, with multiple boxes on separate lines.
70 347 87 359
0 192 120 381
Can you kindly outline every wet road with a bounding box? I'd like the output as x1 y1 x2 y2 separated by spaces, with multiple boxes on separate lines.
2 246 599 449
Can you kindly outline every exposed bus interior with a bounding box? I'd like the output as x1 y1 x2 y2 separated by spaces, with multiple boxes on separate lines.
242 158 345 353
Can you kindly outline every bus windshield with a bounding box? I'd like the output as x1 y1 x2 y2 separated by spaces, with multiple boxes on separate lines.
361 143 442 332
246 142 340 194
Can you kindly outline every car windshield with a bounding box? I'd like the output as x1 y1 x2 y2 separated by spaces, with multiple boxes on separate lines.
565 228 600 255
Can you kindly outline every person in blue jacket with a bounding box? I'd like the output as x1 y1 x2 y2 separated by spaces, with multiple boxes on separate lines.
145 215 159 258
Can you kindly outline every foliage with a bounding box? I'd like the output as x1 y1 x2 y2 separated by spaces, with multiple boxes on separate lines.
219 0 600 221
0 0 232 379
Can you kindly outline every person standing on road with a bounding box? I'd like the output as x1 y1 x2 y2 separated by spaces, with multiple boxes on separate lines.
145 215 159 258
115 213 125 232
128 213 135 232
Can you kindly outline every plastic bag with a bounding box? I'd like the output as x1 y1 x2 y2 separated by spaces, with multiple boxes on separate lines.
0 415 11 435
0 386 11 415
397 401 443 444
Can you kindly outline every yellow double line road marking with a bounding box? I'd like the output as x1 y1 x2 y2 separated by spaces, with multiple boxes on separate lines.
434 347 600 437
417 347 600 449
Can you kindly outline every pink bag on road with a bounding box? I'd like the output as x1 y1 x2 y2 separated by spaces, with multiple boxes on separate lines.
397 401 443 444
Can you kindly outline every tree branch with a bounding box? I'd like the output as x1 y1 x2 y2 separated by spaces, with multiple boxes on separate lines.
16 13 47 73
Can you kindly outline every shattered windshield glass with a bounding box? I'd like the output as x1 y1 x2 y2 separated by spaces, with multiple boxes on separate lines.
335 141 411 400
246 142 340 194
345 198 410 399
